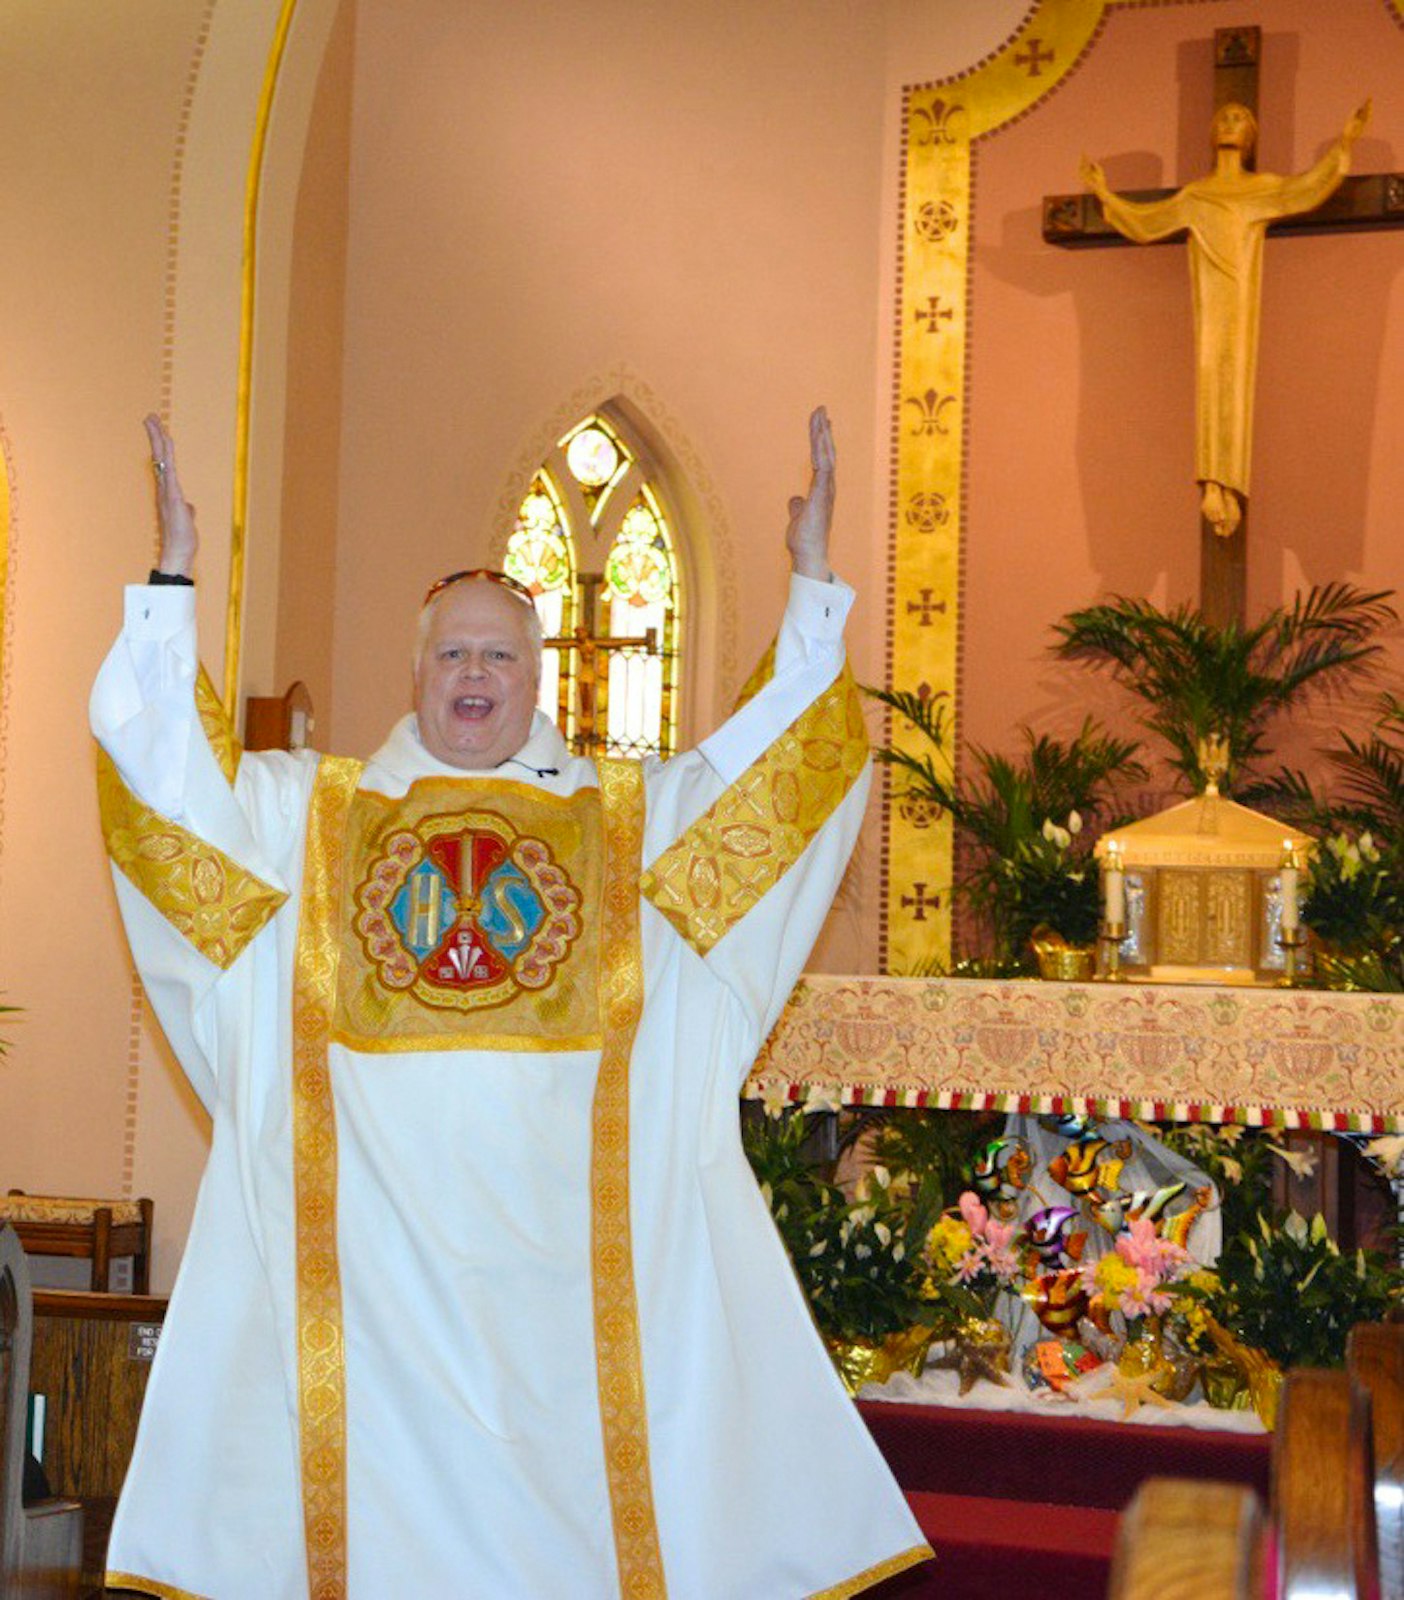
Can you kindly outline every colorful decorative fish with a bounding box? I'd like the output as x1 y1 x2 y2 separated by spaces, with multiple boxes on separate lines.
1026 1205 1087 1269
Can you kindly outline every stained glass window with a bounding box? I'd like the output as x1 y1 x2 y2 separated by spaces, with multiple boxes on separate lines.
504 410 681 759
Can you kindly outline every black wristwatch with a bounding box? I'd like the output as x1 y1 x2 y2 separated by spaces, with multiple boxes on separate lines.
148 569 194 586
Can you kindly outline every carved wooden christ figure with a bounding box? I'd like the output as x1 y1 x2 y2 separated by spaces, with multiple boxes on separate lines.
1081 97 1371 538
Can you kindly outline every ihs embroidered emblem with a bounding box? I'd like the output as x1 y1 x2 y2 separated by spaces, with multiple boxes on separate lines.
354 811 583 1011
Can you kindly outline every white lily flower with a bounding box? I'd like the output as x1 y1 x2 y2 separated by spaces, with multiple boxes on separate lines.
761 1083 790 1120
1269 1143 1319 1181
1068 811 1083 835
1364 1134 1404 1175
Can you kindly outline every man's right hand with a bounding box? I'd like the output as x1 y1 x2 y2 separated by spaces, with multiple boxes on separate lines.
144 413 198 578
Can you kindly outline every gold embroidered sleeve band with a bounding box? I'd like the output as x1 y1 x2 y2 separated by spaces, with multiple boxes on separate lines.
730 639 777 714
196 663 243 785
97 748 287 971
640 665 868 957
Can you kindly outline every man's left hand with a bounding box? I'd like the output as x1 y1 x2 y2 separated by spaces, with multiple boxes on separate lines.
785 406 835 582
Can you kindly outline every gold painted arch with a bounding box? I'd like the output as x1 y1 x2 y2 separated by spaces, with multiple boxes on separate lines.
222 0 302 712
881 0 1167 973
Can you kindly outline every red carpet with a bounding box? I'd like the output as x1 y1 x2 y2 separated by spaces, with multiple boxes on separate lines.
858 1399 1271 1598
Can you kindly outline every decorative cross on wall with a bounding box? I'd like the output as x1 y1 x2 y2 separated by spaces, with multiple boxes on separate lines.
1042 26 1403 628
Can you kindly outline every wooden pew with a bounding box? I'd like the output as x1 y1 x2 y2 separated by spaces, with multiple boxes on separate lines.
1347 1321 1403 1600
1113 1327 1399 1599
1108 1477 1264 1599
1273 1367 1379 1598
0 1224 83 1599
26 1290 167 1594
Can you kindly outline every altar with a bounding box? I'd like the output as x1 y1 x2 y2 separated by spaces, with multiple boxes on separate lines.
744 976 1404 1134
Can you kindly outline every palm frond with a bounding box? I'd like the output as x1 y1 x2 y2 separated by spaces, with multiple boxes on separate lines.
1051 585 1397 793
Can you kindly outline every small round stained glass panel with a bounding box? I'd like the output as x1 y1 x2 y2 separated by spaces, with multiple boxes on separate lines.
566 427 619 488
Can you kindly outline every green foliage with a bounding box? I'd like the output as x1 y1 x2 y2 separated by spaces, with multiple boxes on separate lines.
1249 695 1404 991
1251 693 1404 840
865 688 1143 964
997 821 1103 948
1209 1211 1402 1370
1147 1123 1276 1245
1052 584 1396 794
870 1108 1000 1217
742 1109 953 1342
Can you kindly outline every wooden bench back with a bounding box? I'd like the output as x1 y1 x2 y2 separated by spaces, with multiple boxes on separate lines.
1274 1366 1378 1599
1109 1476 1264 1599
1348 1321 1403 1600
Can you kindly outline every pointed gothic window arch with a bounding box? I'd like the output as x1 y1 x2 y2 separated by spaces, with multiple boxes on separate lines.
504 408 683 759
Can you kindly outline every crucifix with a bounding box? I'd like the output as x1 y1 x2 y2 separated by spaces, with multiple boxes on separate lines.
545 570 658 755
1042 26 1402 628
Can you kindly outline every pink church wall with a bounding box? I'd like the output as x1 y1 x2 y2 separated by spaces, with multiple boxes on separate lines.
318 0 892 761
963 0 1404 781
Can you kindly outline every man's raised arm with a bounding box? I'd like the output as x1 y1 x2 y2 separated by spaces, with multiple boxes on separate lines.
143 413 198 579
784 406 836 583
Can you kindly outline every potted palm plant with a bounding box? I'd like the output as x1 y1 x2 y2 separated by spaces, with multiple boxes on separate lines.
866 686 1143 971
1256 692 1404 989
1051 583 1395 795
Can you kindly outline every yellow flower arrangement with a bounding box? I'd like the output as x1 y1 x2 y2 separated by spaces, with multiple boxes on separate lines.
1092 1252 1140 1302
926 1215 974 1273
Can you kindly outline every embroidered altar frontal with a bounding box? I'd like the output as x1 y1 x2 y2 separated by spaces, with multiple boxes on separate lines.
746 976 1404 1133
334 777 603 1052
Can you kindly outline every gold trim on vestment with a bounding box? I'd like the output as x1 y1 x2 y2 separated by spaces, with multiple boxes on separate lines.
97 748 287 970
328 1022 603 1054
196 662 242 784
807 1541 936 1600
292 754 363 1600
641 664 867 957
593 757 667 1598
105 1572 212 1600
731 639 777 713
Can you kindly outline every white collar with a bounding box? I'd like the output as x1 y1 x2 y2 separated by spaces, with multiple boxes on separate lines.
368 709 573 788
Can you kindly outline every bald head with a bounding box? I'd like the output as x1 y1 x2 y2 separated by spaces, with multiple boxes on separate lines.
412 580 544 769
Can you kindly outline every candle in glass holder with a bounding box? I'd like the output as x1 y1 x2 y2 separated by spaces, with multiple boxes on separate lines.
1279 843 1299 935
1103 841 1125 926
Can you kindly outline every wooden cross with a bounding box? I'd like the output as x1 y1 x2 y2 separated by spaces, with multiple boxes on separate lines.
545 570 658 755
1042 26 1403 628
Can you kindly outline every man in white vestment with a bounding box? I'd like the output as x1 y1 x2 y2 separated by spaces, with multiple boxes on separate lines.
91 411 932 1599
